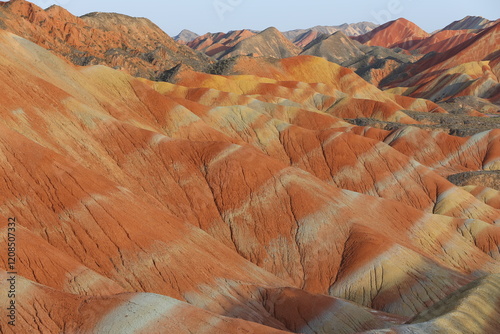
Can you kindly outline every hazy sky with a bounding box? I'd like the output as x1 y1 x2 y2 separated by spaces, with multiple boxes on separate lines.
30 0 499 36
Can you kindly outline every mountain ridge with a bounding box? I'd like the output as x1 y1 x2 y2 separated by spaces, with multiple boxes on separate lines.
174 29 200 43
0 2 499 333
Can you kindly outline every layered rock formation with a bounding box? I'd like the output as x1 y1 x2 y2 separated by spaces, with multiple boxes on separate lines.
0 2 499 333
352 18 430 49
187 29 257 58
381 21 500 110
442 16 497 31
211 27 302 60
0 0 212 78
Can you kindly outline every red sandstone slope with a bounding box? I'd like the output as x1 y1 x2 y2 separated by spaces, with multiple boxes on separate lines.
0 0 212 78
350 17 499 110
0 6 499 334
0 271 291 334
383 22 500 105
0 31 422 332
147 73 500 224
442 16 497 31
354 21 479 55
352 18 430 48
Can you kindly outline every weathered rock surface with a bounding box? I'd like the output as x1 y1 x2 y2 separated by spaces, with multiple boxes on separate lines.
283 22 378 41
352 18 430 49
0 0 213 78
0 3 499 333
187 29 257 58
442 16 497 31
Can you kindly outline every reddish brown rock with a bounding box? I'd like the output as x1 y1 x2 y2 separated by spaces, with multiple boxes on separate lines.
0 0 212 78
0 6 499 334
352 18 430 48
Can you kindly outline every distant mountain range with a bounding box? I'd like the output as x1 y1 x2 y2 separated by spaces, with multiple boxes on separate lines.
196 27 302 60
174 16 497 44
176 16 499 108
186 29 258 58
1 1 496 110
173 22 378 44
282 22 379 40
442 15 497 31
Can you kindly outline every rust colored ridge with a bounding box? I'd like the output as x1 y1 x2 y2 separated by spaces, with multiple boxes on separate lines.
378 23 500 110
164 63 423 124
1 38 497 318
0 0 212 78
4 83 497 320
384 22 500 92
158 87 351 131
327 97 419 124
293 30 323 48
390 94 448 113
278 126 500 223
408 29 478 54
0 219 125 296
81 116 500 304
216 27 302 60
0 125 311 330
330 223 476 315
404 60 500 104
87 130 500 313
442 16 497 31
0 125 289 294
352 18 430 48
187 29 256 58
0 272 290 334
